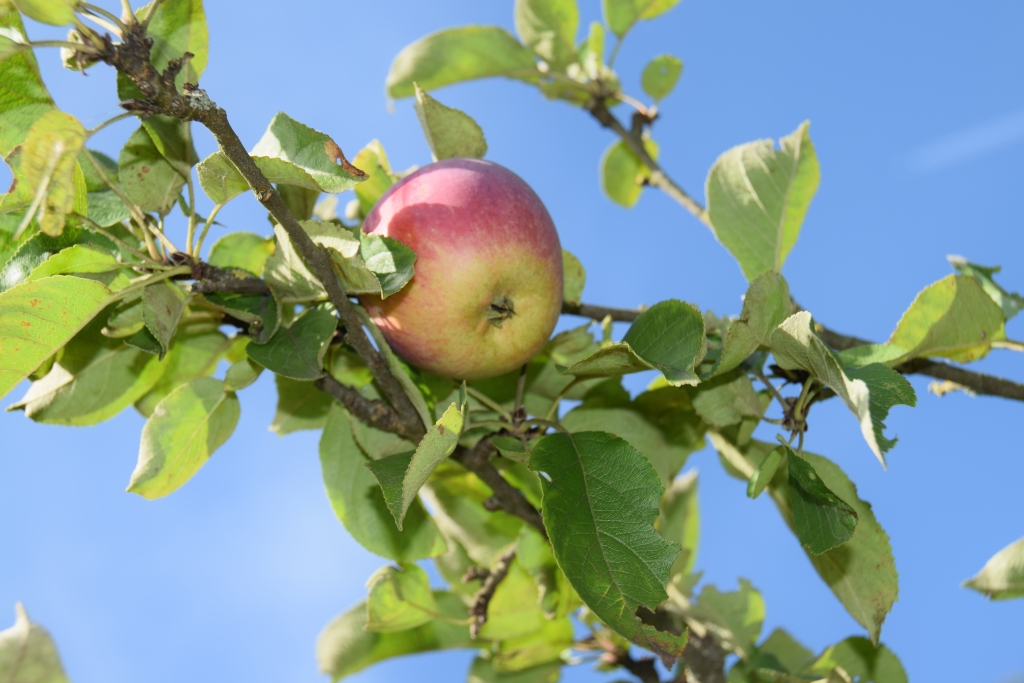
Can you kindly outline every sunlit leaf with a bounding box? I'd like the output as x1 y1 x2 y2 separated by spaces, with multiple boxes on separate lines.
316 592 472 681
367 386 466 529
657 470 699 576
128 377 240 499
15 110 86 235
0 275 111 400
949 255 1024 322
250 112 367 193
351 140 395 217
963 536 1024 600
134 327 230 416
810 637 908 683
11 0 75 26
365 564 439 633
786 445 858 555
0 602 69 683
603 0 681 37
514 0 578 68
387 26 538 99
561 249 585 307
320 404 446 563
601 137 658 208
207 231 274 276
691 579 765 658
0 9 54 157
715 271 792 376
119 126 186 215
706 121 819 281
142 280 187 357
641 54 682 101
413 84 487 161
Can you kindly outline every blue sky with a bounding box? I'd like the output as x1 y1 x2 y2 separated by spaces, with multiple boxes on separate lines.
2 1 1023 681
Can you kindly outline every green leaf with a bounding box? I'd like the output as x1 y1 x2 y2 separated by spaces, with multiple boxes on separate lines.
207 232 274 276
134 327 230 416
0 602 69 683
479 558 549 640
601 137 658 208
561 405 694 486
770 311 915 465
263 223 326 303
691 579 765 658
657 470 699 577
317 595 472 681
24 244 120 281
14 110 87 236
690 369 763 428
278 183 319 221
747 446 782 499
351 140 394 217
202 291 280 344
469 658 561 683
246 303 336 380
250 112 367 193
85 190 131 228
386 26 539 99
786 445 858 555
706 121 819 281
360 233 416 298
421 460 523 566
320 404 446 563
142 280 187 357
642 54 682 101
11 0 75 26
0 23 28 63
125 325 163 355
949 255 1024 322
963 536 1024 600
529 431 686 662
810 637 907 683
491 614 573 671
367 386 467 529
577 21 605 80
12 320 167 425
365 564 439 633
140 0 208 88
755 629 815 676
269 374 331 435
710 436 898 643
223 357 261 392
413 84 487 161
603 0 681 37
127 377 240 499
0 275 112 400
888 274 1005 364
196 151 249 205
0 9 54 158
715 271 792 376
514 0 578 68
561 249 585 307
560 299 706 386
119 126 186 215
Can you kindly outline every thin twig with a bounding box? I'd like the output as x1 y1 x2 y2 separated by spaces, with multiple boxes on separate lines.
71 212 153 263
192 202 223 258
562 300 643 322
468 546 517 638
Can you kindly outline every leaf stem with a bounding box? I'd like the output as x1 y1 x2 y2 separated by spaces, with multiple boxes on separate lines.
192 202 224 258
544 377 582 421
992 339 1024 353
28 40 102 53
71 212 155 263
466 386 512 421
81 3 130 33
86 112 134 138
115 264 191 301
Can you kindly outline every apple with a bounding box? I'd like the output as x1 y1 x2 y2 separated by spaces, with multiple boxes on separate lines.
359 158 563 381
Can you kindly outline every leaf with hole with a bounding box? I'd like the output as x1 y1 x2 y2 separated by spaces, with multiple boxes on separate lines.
642 54 682 101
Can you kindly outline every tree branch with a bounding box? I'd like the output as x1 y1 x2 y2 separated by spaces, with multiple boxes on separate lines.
314 375 423 442
89 22 424 438
586 99 711 227
562 300 643 322
680 630 727 683
815 326 1024 402
452 437 547 538
467 546 516 639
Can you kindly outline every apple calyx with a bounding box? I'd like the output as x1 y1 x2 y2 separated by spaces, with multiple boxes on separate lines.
487 295 516 328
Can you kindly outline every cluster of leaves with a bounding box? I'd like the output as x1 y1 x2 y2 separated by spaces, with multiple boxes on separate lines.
1 1 1022 682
